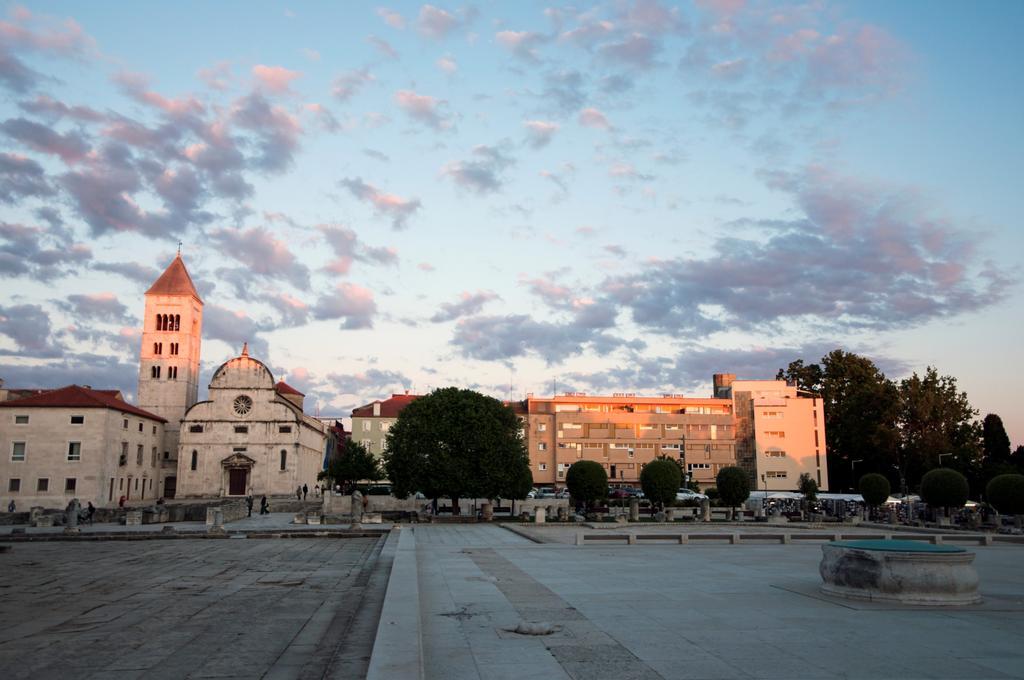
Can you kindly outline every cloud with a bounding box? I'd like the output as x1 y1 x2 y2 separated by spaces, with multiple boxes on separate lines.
18 94 104 122
114 71 205 118
430 290 500 322
417 5 460 39
0 152 54 203
496 30 547 62
203 303 270 358
0 303 63 358
367 35 399 58
252 64 302 93
394 89 452 130
599 33 660 69
333 68 374 102
604 166 1013 335
418 262 436 272
0 354 139 398
326 367 410 396
209 226 311 290
541 70 586 114
312 282 378 330
436 55 457 73
54 293 133 324
0 47 40 93
377 7 406 30
578 107 610 129
0 220 90 281
523 120 559 148
92 260 159 285
230 92 302 172
265 292 311 327
0 117 90 162
339 177 422 229
450 314 622 364
197 61 233 91
0 9 96 58
442 145 514 194
318 224 399 274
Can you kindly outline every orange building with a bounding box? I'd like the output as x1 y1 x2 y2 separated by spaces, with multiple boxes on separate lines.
520 393 737 488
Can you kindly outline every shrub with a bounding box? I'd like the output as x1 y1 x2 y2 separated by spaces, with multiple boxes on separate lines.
716 466 750 515
798 472 818 502
859 473 891 507
640 459 682 509
565 461 608 508
920 468 969 512
986 474 1024 515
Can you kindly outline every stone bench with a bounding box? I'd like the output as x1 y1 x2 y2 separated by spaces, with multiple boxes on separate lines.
819 539 980 606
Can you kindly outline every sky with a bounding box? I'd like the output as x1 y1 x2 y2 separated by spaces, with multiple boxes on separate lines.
0 1 1021 443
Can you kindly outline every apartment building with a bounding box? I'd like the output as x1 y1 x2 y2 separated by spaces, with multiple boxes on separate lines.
715 374 830 492
521 393 737 488
351 393 420 458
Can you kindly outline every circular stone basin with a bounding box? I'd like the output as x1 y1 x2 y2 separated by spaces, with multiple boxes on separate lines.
819 539 981 606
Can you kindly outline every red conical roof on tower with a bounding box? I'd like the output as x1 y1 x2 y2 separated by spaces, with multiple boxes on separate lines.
145 254 202 302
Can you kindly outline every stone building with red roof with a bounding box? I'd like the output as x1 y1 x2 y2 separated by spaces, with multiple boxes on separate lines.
351 392 420 458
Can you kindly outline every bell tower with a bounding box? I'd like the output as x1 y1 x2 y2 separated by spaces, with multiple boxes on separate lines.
137 253 203 493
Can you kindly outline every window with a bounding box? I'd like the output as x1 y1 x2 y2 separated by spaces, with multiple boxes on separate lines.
70 415 84 424
120 441 128 466
766 471 788 479
279 426 292 433
138 422 143 432
362 421 372 432
174 314 180 331
15 415 28 424
538 463 547 471
170 342 179 355
67 442 81 462
538 442 547 451
763 431 786 438
765 449 787 458
664 425 679 431
65 478 77 492
154 342 161 355
190 450 198 471
234 426 248 434
123 419 129 429
163 451 169 460
687 463 711 470
761 410 783 419
280 450 287 471
168 366 178 380
37 478 48 492
361 439 372 452
9 478 20 492
135 445 142 465
628 450 635 459
816 450 820 467
562 422 582 430
189 424 204 433
814 430 819 447
640 424 656 430
11 442 26 462
151 447 157 467
537 423 547 432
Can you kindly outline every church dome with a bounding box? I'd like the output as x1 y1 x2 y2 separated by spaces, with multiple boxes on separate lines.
210 343 275 390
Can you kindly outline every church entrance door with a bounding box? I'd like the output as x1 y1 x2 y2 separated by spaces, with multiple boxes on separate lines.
228 469 247 496
164 476 177 499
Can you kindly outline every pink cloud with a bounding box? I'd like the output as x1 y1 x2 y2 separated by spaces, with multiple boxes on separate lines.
0 9 95 58
394 89 451 129
578 107 611 129
417 5 459 39
340 177 422 229
114 71 205 117
377 7 405 29
496 30 546 61
252 64 302 94
523 120 559 148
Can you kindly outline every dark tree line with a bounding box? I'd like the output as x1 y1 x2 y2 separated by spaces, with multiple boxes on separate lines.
777 350 1019 497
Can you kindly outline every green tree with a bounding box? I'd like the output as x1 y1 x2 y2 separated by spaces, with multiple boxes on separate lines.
982 414 1012 465
318 440 379 491
382 387 529 515
797 472 818 503
985 474 1024 516
640 458 681 510
565 460 608 509
776 359 824 393
859 473 891 508
919 468 969 517
716 466 750 520
897 368 981 489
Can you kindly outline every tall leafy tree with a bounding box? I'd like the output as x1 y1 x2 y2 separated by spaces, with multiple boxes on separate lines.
776 359 824 393
896 367 981 489
818 350 900 491
319 440 379 491
982 414 1012 465
382 387 530 515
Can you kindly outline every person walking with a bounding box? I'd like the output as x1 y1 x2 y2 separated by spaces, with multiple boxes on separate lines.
86 501 96 525
246 495 254 517
302 484 308 501
7 500 14 513
260 495 269 515
314 484 320 497
295 486 301 501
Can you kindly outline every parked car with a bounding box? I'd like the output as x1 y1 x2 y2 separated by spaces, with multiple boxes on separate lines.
365 484 392 495
675 488 708 502
608 487 631 499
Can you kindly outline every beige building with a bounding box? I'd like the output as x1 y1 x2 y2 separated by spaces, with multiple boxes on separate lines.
175 345 328 498
716 374 830 492
351 393 420 458
0 385 167 508
521 393 737 488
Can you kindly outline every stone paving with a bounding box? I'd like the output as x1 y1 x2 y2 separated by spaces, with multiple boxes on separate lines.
412 524 1024 679
0 536 389 679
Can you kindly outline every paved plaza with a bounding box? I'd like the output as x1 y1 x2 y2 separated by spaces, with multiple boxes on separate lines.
2 523 1023 679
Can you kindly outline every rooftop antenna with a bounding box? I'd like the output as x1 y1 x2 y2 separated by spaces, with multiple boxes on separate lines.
177 240 182 255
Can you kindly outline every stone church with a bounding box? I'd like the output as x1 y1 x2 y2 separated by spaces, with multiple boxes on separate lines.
174 344 327 498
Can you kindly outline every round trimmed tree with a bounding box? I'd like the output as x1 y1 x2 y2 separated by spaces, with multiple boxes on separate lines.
565 460 608 510
640 458 682 510
920 468 969 517
986 474 1024 516
859 473 891 508
716 466 751 520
